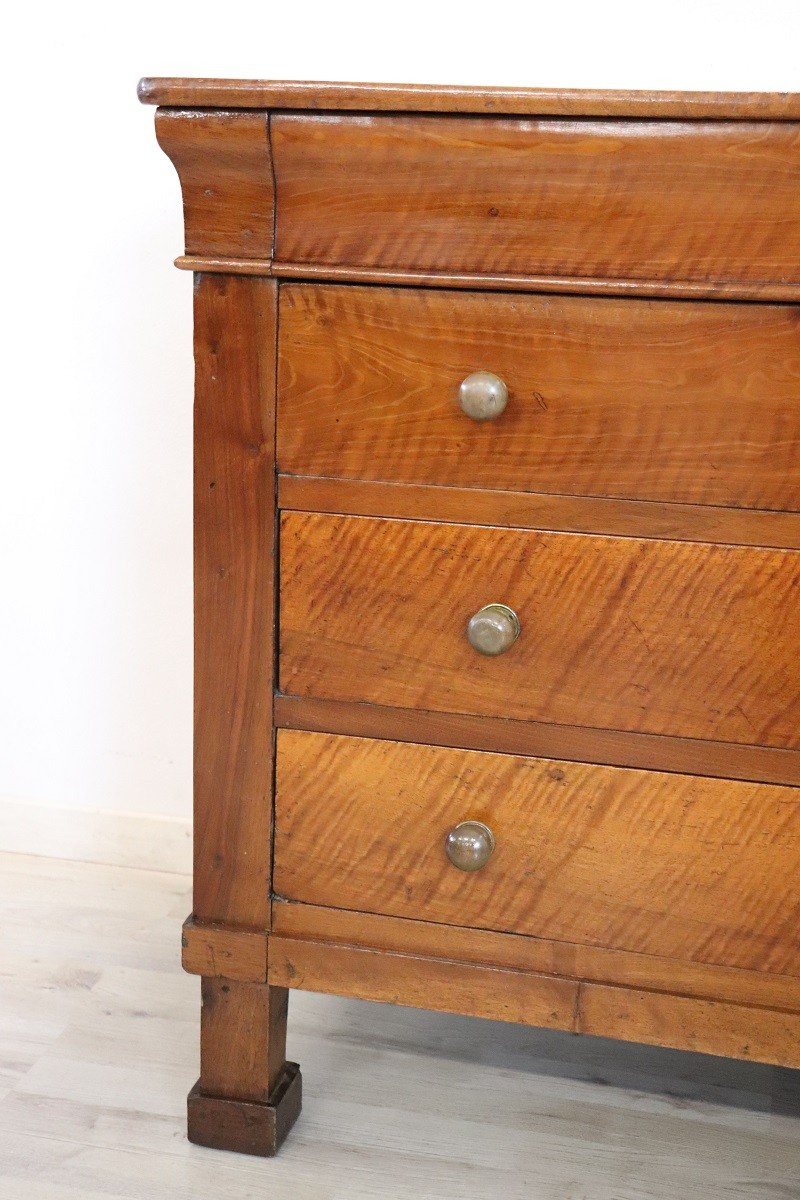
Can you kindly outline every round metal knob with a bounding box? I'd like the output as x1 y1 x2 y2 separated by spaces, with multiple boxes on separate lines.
466 603 520 656
445 821 496 872
458 371 509 421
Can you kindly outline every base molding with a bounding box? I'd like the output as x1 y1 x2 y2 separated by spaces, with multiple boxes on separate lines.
187 1063 302 1156
268 930 800 1070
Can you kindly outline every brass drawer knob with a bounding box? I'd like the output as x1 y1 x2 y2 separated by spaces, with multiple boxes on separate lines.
445 821 496 872
458 371 509 421
466 603 520 656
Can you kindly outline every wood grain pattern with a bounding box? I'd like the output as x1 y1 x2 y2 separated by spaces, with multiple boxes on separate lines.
200 978 289 1101
184 903 800 1014
267 935 800 1069
193 274 276 928
273 901 800 1013
274 732 800 976
278 285 800 511
275 695 800 787
271 115 800 286
138 78 800 120
155 109 274 258
279 514 800 750
181 916 267 982
269 936 579 1030
279 476 800 551
577 986 800 1068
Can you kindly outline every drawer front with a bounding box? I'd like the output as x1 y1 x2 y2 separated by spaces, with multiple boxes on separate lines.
278 285 800 511
275 731 800 976
279 513 800 749
271 115 800 286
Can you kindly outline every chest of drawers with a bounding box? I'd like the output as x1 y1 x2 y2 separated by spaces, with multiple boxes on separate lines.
139 78 800 1156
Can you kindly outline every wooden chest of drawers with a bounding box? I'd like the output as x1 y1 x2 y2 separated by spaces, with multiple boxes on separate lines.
140 77 800 1157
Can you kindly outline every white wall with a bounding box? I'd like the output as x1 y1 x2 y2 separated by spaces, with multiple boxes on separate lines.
3 0 798 826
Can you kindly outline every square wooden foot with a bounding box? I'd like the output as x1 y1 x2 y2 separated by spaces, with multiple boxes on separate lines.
187 1062 302 1156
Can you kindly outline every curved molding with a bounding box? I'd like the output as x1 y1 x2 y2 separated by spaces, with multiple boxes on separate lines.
154 108 274 258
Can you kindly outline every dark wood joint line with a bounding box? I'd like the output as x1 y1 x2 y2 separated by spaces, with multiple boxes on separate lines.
277 476 800 552
273 695 800 788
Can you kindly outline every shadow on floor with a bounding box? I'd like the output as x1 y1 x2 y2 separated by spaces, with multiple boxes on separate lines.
300 992 800 1118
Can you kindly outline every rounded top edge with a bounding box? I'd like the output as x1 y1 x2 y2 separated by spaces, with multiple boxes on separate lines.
135 78 800 120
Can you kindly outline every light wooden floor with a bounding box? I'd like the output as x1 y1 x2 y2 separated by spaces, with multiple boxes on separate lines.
0 851 798 1199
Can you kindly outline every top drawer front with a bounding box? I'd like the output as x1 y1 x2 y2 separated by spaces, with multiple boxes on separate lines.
271 115 800 287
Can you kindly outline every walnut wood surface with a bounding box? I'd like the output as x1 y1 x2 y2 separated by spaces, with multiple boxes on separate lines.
273 902 800 1013
279 514 800 750
174 904 800 1013
279 476 800 551
200 979 289 1101
274 695 800 787
187 1065 302 1156
177 256 800 302
155 110 274 257
577 987 800 1067
270 936 579 1030
138 78 800 120
278 285 800 511
191 274 291 1136
274 731 800 977
271 116 800 286
267 935 800 1069
193 275 276 928
182 916 268 982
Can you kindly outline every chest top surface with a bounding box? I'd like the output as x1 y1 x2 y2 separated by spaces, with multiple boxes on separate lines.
138 76 800 119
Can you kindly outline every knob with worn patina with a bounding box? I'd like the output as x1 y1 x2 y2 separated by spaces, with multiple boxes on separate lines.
445 821 496 872
458 371 509 421
466 603 520 656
